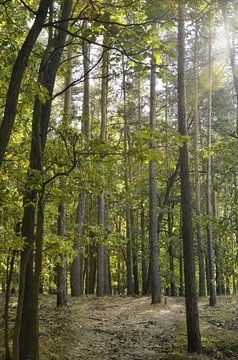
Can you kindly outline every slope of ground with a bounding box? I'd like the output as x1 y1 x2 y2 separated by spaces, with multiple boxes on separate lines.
1 295 238 359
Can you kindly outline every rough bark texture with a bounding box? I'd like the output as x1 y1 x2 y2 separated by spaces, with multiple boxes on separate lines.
206 30 216 307
194 20 206 297
149 53 161 304
0 0 51 167
177 1 202 353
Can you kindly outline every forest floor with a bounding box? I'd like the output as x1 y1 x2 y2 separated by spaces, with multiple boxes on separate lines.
1 294 238 359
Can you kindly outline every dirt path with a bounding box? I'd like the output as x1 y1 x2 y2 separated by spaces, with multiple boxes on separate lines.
40 296 185 360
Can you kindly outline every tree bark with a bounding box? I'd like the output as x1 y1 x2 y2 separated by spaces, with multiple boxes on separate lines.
149 51 161 304
141 205 147 295
206 29 216 307
177 1 202 353
194 20 206 297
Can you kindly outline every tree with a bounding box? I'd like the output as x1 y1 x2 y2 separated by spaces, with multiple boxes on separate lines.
177 0 202 353
149 51 161 304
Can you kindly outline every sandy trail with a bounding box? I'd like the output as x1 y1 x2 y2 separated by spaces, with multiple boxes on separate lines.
40 296 185 360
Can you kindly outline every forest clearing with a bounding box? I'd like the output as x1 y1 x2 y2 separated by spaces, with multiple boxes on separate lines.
1 294 238 360
1 0 238 359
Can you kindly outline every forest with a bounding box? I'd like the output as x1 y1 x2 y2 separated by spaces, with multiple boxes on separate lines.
0 0 238 359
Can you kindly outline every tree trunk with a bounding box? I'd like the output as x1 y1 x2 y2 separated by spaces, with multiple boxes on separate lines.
122 56 133 296
194 19 206 297
168 209 176 297
97 43 109 297
131 209 139 295
141 206 147 295
0 0 51 167
149 51 161 304
206 29 216 307
177 1 202 353
71 35 90 296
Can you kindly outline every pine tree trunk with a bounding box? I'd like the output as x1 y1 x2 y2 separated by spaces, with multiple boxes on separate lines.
149 51 161 304
141 206 147 295
168 209 176 297
122 56 133 296
131 209 139 295
194 20 206 297
206 29 216 307
177 1 202 353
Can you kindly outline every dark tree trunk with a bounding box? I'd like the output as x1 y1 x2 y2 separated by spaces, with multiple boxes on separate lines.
149 52 161 304
177 1 202 353
131 209 140 295
168 209 176 297
206 29 216 307
194 19 206 298
141 206 147 295
0 0 51 167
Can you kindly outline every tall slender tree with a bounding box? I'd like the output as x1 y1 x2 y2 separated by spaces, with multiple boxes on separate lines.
149 50 161 304
177 0 202 353
206 29 216 306
194 20 206 297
